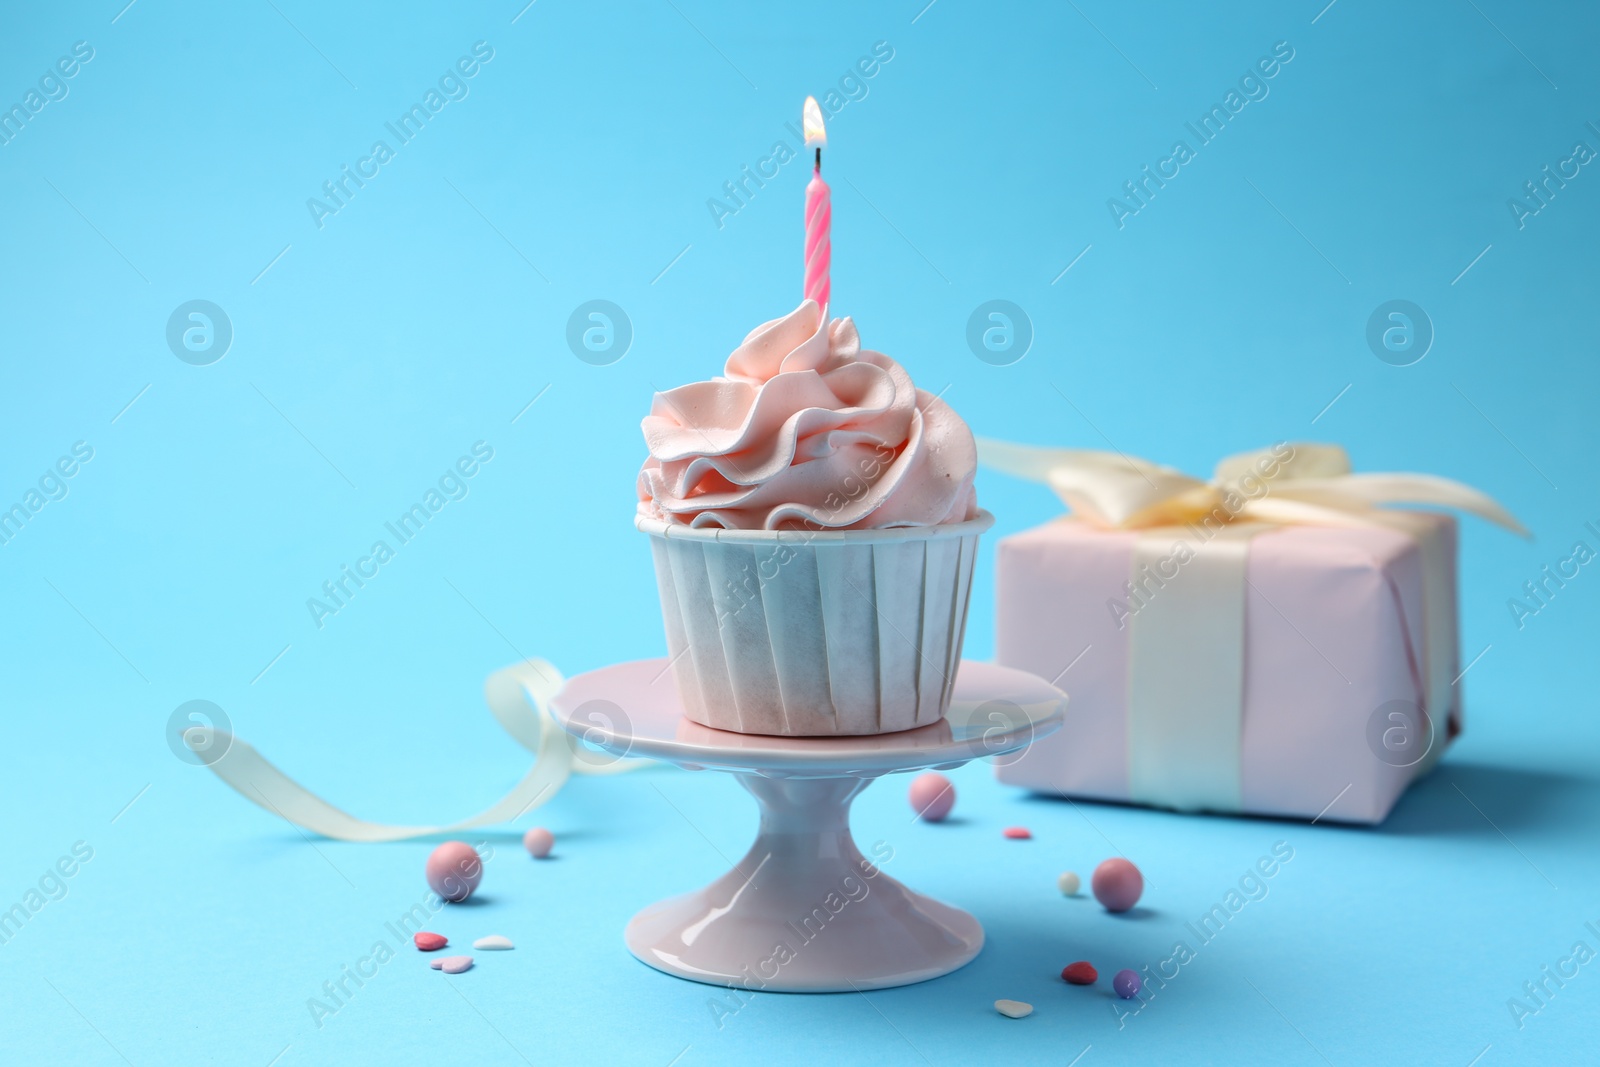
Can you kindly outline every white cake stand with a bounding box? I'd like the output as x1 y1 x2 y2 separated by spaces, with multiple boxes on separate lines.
549 659 1066 992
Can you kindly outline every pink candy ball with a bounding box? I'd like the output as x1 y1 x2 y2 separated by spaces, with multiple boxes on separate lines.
523 827 554 859
1092 858 1143 913
908 773 956 822
426 841 484 903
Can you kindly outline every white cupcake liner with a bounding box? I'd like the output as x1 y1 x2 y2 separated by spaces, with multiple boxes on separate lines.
639 511 993 736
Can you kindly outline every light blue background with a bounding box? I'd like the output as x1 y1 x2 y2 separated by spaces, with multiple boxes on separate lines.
2 1 1596 1063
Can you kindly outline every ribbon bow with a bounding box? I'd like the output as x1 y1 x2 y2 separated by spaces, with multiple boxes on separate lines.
977 439 1527 536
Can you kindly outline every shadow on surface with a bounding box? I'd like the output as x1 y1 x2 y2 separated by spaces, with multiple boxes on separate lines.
1013 759 1595 837
1378 760 1594 837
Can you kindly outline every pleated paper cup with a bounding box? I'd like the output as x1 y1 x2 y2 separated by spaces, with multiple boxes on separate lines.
638 510 993 736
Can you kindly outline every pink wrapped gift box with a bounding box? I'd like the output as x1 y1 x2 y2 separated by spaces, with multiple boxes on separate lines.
981 439 1522 825
994 516 1457 824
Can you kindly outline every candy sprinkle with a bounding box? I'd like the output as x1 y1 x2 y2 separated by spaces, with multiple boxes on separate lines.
413 932 448 952
523 827 555 859
426 841 484 903
431 956 474 974
1113 969 1142 999
1092 858 1144 913
908 773 957 822
474 935 514 951
1002 827 1032 840
1061 961 1097 985
1057 871 1081 896
994 999 1033 1019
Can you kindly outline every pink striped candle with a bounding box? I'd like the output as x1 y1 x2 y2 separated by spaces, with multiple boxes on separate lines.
802 96 830 310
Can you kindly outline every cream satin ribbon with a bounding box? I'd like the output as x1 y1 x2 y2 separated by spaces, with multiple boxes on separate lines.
979 439 1525 812
187 658 646 842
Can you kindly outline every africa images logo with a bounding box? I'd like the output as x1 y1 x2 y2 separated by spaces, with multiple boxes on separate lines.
306 442 494 629
306 41 495 229
0 40 94 148
1106 41 1295 229
705 41 895 230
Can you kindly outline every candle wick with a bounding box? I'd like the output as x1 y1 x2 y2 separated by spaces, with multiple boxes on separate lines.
814 147 821 172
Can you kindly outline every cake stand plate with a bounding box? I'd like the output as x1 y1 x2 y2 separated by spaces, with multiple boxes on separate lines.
549 659 1066 992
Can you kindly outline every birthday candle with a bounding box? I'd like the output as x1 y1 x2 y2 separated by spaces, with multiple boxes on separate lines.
802 96 830 311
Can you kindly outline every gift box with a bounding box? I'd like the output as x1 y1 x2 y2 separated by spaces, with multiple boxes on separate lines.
981 440 1522 824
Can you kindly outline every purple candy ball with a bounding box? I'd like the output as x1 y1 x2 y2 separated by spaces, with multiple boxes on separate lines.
1113 969 1142 999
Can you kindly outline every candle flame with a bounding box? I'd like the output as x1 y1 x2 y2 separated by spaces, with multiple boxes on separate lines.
803 96 826 148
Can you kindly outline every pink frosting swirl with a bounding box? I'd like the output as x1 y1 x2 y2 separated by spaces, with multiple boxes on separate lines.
638 300 978 531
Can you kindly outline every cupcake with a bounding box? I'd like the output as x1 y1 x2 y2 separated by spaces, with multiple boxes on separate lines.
637 299 991 736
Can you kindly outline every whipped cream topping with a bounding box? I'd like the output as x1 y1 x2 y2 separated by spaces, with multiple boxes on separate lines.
638 300 977 531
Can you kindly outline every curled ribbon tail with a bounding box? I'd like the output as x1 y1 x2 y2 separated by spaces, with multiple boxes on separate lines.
1334 473 1528 537
975 437 1114 484
192 658 647 842
977 437 1203 528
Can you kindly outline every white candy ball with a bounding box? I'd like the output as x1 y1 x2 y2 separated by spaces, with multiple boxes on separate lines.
1057 871 1081 896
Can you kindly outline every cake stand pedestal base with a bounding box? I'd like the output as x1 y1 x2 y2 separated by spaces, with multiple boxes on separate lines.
624 775 981 992
548 658 1066 993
